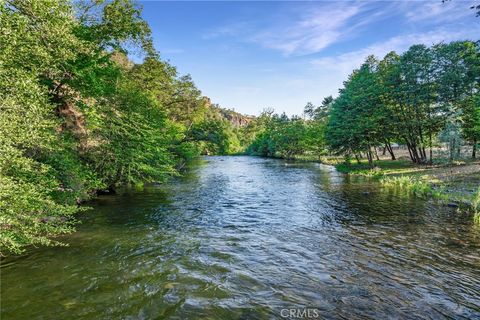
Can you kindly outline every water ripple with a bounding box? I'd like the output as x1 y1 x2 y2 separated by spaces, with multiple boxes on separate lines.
2 156 479 319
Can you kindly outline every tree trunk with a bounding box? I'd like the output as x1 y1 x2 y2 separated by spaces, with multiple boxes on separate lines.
429 132 433 164
406 142 415 163
409 141 421 164
374 147 380 161
368 153 373 168
407 136 421 164
417 122 427 163
449 140 454 161
354 153 361 164
385 141 396 160
473 139 477 159
366 147 374 168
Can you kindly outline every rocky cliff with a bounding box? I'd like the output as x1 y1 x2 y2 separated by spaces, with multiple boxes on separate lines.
218 108 254 127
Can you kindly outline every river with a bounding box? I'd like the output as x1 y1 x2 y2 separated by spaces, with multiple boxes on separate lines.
1 156 479 319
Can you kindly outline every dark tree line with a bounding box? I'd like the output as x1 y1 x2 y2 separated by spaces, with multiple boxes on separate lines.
326 41 479 165
247 41 479 168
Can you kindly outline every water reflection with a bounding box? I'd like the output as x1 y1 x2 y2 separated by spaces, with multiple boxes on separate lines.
2 156 479 319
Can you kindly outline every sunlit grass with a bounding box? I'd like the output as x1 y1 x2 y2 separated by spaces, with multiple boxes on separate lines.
472 188 480 225
381 176 434 198
335 157 480 223
472 187 480 212
381 176 480 224
380 175 453 202
474 212 480 224
335 159 417 175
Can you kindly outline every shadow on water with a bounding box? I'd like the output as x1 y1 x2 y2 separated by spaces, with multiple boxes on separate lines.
2 156 480 319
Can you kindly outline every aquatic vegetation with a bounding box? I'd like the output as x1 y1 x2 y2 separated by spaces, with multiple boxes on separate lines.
472 188 480 224
381 175 480 222
474 212 480 224
472 187 480 212
380 176 433 197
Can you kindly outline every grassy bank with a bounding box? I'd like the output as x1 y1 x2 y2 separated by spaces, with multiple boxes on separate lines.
244 152 479 217
335 158 480 215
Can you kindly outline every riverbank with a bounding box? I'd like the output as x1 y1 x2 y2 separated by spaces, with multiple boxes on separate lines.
250 153 480 215
334 158 480 214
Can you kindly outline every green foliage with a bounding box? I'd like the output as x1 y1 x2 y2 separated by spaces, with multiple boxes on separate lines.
460 93 480 157
2 0 478 254
335 159 414 174
472 187 480 213
190 118 241 155
474 212 480 225
246 111 327 159
326 41 480 165
0 4 84 253
326 56 387 166
0 174 79 254
381 176 434 197
439 118 464 161
85 80 178 186
0 0 243 255
0 24 84 253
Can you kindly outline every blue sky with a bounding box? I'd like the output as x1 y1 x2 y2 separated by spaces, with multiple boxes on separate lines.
140 1 479 116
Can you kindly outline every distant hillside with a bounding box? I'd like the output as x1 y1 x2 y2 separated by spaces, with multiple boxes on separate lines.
201 97 254 127
214 105 254 127
218 108 254 127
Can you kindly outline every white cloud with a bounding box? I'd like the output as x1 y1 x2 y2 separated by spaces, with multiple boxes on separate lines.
250 3 363 55
310 27 479 99
195 1 480 115
312 28 479 74
404 0 474 23
201 2 391 56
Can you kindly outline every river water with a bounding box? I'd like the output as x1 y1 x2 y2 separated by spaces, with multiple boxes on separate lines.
2 156 480 319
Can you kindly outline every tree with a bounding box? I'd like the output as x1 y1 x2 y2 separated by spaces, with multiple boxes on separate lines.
460 94 480 158
252 41 477 166
326 56 389 167
0 0 212 254
0 0 91 253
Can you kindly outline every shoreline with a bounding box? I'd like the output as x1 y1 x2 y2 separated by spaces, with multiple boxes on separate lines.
246 154 480 215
